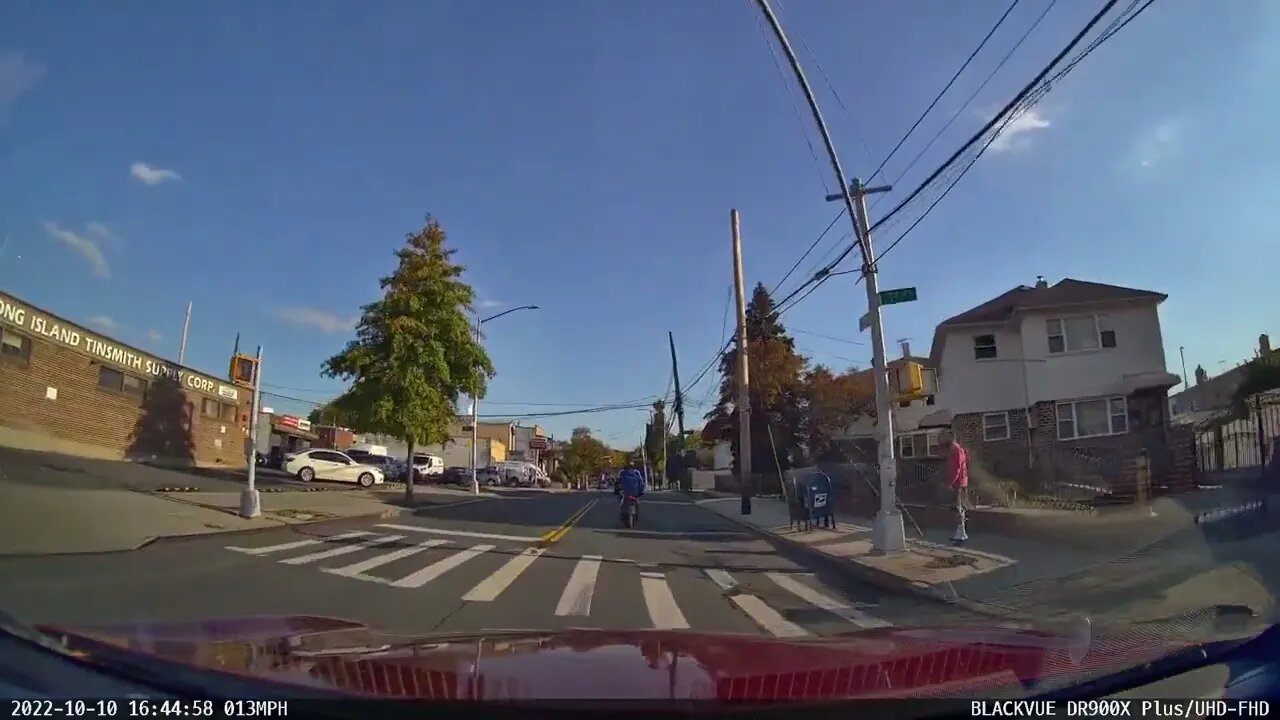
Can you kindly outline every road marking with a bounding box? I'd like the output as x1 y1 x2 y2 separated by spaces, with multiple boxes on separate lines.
281 534 404 565
463 546 547 602
226 531 372 556
610 529 746 538
389 544 496 588
766 572 891 628
730 594 809 638
541 499 599 544
554 555 602 616
703 568 738 591
322 539 450 578
375 523 540 543
640 571 689 629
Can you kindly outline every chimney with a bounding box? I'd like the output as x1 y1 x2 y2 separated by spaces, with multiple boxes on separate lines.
1260 334 1272 357
900 340 911 358
1034 276 1048 290
1194 365 1208 385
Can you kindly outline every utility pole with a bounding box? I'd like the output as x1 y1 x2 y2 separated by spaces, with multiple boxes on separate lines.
1179 346 1189 391
178 302 192 365
847 178 906 552
755 0 904 551
470 313 482 496
668 331 687 491
240 345 264 519
730 209 752 515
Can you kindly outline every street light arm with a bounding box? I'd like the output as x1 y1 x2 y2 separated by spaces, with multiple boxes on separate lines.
481 305 540 324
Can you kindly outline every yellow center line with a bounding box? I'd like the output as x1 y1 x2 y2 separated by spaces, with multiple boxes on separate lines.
539 499 599 545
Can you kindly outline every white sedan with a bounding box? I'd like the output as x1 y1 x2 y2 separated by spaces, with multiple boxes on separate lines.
282 449 386 487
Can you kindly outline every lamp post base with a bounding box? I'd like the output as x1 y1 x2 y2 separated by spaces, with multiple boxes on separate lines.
871 509 906 553
239 488 262 519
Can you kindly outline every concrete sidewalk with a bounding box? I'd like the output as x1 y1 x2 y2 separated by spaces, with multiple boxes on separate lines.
701 495 1280 626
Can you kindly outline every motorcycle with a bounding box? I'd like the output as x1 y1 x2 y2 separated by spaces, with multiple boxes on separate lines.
620 495 639 529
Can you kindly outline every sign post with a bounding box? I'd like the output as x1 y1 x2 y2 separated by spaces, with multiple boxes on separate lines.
240 346 264 519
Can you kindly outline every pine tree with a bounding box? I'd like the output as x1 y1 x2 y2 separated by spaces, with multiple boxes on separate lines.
704 283 807 481
322 215 494 503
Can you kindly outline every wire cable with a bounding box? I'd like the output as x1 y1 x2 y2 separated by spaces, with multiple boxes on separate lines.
871 0 1058 212
867 0 1021 185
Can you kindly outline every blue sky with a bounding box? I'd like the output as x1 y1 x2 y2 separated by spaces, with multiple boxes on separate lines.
1 1 1277 447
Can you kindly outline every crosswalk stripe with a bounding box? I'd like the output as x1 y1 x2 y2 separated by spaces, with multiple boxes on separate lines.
730 594 809 638
226 531 372 556
640 571 689 630
704 568 737 591
322 539 450 578
374 524 539 543
766 572 891 628
389 544 496 588
463 547 547 602
281 534 404 565
554 555 602 616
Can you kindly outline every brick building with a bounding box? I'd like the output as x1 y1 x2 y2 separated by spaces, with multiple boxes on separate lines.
0 290 251 467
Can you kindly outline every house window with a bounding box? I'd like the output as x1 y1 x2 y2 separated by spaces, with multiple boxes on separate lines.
974 335 997 360
1047 316 1115 354
900 433 941 458
898 435 915 458
925 433 940 457
221 403 238 422
982 412 1010 441
0 328 32 363
1056 397 1128 440
97 365 147 398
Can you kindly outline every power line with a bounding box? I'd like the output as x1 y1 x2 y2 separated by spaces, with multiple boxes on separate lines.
773 0 1143 321
791 327 866 345
752 7 830 194
867 0 1021 185
871 0 1059 212
870 0 1154 266
869 0 1127 235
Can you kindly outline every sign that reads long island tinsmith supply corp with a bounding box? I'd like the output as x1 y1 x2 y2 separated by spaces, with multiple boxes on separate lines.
0 293 239 402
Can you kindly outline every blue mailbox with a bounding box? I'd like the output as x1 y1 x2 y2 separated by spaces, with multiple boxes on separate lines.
788 471 834 530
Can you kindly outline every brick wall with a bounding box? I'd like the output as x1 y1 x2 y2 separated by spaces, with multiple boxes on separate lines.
0 317 250 468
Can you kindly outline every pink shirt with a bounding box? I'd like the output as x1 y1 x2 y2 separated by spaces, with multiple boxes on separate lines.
945 444 969 488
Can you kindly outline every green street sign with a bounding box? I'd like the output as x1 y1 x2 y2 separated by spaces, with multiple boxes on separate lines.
879 287 918 306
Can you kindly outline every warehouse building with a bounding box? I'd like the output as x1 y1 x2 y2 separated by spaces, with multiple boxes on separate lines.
0 290 251 467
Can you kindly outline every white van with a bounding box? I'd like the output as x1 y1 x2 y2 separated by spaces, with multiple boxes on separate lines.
496 461 547 487
412 454 445 478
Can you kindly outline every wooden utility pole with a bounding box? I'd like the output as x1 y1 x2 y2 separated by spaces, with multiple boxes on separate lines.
668 331 687 491
178 302 192 366
730 209 752 515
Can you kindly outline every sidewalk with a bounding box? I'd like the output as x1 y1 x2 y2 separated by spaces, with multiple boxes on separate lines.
701 495 1280 626
0 479 493 556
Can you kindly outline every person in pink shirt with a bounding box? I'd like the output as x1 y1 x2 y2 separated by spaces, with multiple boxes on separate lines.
938 429 970 543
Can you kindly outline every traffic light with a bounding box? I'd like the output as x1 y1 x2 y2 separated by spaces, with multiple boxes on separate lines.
230 354 258 388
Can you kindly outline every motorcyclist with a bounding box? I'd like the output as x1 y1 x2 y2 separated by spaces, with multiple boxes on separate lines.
616 463 646 520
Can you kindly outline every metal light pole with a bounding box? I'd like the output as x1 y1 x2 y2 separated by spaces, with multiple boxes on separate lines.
240 345 264 518
755 0 905 551
470 304 540 495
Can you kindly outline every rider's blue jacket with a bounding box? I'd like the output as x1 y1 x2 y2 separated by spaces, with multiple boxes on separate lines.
617 469 646 498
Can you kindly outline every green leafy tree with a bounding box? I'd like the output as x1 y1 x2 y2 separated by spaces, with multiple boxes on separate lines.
560 428 611 483
704 283 807 478
322 215 494 503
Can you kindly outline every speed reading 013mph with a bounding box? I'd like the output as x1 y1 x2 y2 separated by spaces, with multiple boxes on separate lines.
6 700 289 718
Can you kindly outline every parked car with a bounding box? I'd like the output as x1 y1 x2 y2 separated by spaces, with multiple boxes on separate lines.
441 466 470 485
358 454 407 481
410 454 445 482
282 449 385 487
477 467 502 486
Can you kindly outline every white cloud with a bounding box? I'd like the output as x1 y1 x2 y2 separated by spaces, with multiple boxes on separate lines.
43 222 111 278
130 161 181 186
1131 118 1184 169
0 51 44 115
274 307 357 335
86 315 119 331
478 299 504 309
988 109 1051 153
146 329 163 343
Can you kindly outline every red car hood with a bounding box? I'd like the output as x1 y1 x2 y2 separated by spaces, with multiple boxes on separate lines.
39 615 1195 701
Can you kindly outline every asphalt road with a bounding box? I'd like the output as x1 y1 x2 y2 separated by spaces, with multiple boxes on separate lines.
0 488 990 638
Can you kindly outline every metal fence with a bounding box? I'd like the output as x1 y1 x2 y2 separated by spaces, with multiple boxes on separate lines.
1194 392 1280 475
